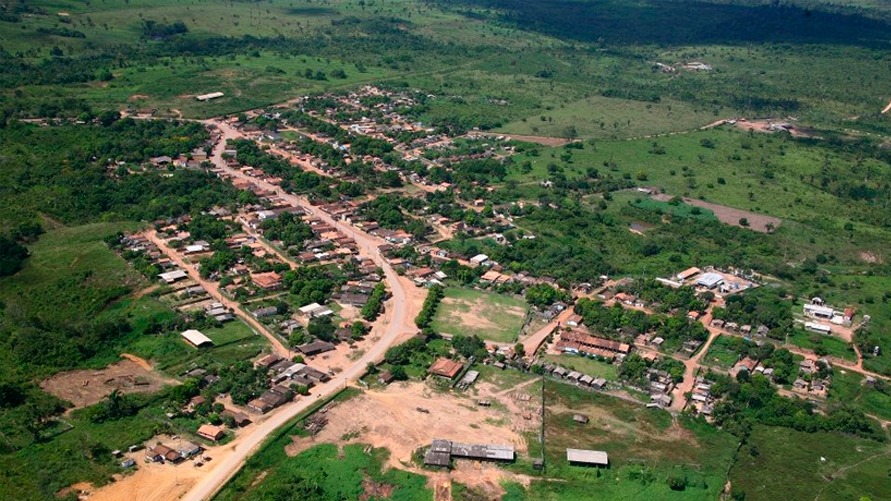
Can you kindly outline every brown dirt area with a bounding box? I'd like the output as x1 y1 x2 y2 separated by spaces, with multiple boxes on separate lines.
860 251 884 264
285 380 535 498
129 94 150 101
360 477 395 501
734 118 816 138
478 132 570 146
652 193 781 233
438 297 526 339
40 357 177 409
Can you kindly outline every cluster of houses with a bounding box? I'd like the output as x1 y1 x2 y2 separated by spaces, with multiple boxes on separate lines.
687 376 716 417
802 297 856 333
237 353 334 414
792 357 833 398
541 363 609 391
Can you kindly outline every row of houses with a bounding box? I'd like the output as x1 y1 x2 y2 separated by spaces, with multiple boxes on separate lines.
541 363 609 391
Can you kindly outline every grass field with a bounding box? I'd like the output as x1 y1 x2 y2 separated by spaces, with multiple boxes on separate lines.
0 222 144 325
701 335 743 370
430 288 528 343
787 329 857 362
632 198 718 222
729 425 891 501
544 354 617 380
516 381 738 500
204 321 257 346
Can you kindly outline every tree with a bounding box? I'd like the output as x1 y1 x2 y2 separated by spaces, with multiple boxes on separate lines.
0 236 28 277
390 365 408 381
514 343 526 358
739 218 749 227
562 125 578 142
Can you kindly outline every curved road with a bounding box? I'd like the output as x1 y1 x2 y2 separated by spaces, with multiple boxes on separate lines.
180 121 419 501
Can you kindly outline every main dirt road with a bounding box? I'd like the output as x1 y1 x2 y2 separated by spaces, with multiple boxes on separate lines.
178 120 424 501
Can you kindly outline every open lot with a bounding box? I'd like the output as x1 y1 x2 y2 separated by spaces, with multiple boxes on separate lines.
701 335 742 370
786 329 857 362
430 288 528 343
40 356 176 409
652 194 782 233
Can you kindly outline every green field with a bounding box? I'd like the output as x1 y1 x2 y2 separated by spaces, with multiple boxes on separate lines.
430 288 528 343
701 335 743 370
544 354 618 380
204 321 257 346
787 329 857 362
729 425 891 501
516 381 738 500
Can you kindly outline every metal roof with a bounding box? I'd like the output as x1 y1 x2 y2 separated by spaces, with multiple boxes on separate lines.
566 448 609 465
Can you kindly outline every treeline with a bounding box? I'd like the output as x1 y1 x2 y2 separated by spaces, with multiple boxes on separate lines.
415 285 444 328
710 372 883 441
361 283 387 321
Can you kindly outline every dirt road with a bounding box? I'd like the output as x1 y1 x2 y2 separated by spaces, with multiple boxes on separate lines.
521 308 574 360
177 120 425 501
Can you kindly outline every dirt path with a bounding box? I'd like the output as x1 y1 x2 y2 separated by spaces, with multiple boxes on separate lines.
670 306 720 412
882 99 891 114
121 353 154 371
521 308 574 360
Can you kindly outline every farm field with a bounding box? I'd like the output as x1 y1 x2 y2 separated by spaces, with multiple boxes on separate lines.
729 425 891 501
430 288 528 343
203 321 257 346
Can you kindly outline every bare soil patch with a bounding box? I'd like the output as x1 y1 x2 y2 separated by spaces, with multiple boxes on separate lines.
484 133 571 147
734 118 816 138
285 382 527 466
653 194 781 233
359 477 395 501
41 358 176 409
860 251 884 264
129 94 150 101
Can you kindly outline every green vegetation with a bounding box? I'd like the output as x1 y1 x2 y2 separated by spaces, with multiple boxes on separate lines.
430 287 528 343
787 329 857 362
701 335 745 369
729 425 891 501
415 284 444 329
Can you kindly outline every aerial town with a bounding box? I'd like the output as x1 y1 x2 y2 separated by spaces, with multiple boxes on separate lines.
2 2 891 501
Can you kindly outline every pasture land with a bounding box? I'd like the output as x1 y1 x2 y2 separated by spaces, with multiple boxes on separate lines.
786 329 857 362
729 425 891 501
39 357 174 409
430 288 528 343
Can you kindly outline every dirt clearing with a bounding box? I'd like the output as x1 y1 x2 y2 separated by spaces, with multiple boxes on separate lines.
653 193 781 233
285 382 527 465
40 357 177 409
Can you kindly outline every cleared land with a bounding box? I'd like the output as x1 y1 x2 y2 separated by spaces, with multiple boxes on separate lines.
40 357 175 409
652 194 782 233
430 288 528 343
